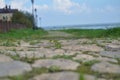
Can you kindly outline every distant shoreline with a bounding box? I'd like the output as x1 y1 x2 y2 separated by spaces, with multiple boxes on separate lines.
42 23 120 30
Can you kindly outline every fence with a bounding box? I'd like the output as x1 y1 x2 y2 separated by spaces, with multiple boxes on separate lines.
0 21 26 32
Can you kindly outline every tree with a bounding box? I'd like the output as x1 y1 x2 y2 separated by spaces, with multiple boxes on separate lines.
12 11 34 28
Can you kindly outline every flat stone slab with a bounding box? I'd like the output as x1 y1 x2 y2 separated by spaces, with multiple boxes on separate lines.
96 57 118 63
62 44 104 52
73 54 96 62
60 40 78 46
32 59 80 70
32 72 106 80
20 40 30 47
0 54 13 62
31 40 54 48
91 62 120 74
0 61 32 77
100 51 120 58
54 49 65 54
32 71 79 80
105 44 120 51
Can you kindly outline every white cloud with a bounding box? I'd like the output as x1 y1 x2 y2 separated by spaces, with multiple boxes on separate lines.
53 0 91 14
0 0 5 8
10 0 28 10
9 0 49 13
78 3 92 13
97 5 116 13
53 0 79 14
1 0 91 15
34 4 49 11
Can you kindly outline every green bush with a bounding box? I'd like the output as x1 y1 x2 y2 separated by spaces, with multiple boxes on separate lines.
104 27 120 37
48 66 61 72
12 11 34 28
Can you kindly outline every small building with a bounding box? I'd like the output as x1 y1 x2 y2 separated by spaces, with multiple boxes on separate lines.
0 6 18 22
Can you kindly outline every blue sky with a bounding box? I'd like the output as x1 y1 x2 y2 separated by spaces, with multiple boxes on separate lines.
0 0 120 27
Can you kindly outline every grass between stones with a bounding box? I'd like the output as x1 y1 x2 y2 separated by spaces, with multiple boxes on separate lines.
76 61 120 80
79 73 85 80
49 40 62 49
76 60 99 74
83 60 100 66
116 58 120 65
0 40 16 47
3 51 41 64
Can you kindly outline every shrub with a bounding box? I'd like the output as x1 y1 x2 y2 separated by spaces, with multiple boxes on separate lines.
12 11 34 28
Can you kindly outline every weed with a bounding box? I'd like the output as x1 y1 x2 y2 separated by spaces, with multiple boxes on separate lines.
10 53 20 60
76 65 93 74
27 48 36 51
48 66 61 72
115 58 120 65
83 60 99 66
82 51 91 54
19 49 24 51
1 40 16 47
79 73 85 80
17 41 21 46
20 53 35 64
7 52 36 63
50 40 62 49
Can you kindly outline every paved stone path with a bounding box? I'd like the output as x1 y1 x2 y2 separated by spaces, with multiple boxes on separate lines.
0 37 120 80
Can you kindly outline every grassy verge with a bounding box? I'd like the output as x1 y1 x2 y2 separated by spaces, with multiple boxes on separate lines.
0 27 120 41
0 28 48 41
60 27 120 38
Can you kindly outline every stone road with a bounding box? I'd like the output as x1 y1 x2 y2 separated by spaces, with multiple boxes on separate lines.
0 38 120 80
